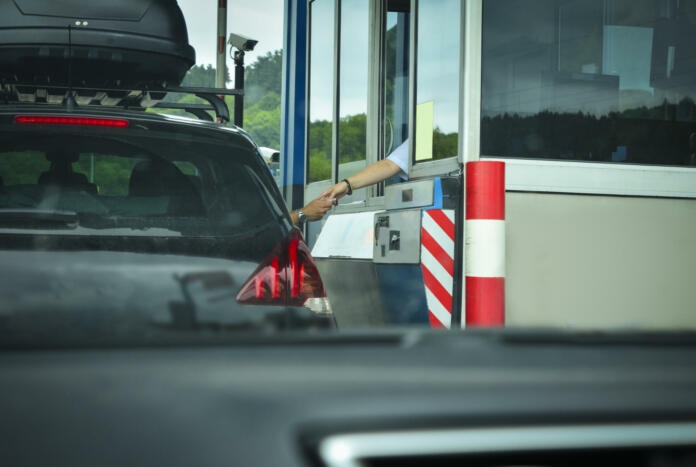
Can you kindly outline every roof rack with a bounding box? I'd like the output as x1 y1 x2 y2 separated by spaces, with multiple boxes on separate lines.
0 82 242 124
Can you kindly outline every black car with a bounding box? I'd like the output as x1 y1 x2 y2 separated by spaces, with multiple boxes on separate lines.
0 103 334 346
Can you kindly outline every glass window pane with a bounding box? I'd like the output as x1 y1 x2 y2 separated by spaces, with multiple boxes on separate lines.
337 0 369 188
74 154 133 196
414 0 460 163
384 2 410 187
307 0 335 183
0 151 48 186
481 0 696 167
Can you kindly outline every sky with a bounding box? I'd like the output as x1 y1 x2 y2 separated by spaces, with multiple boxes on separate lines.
177 0 284 84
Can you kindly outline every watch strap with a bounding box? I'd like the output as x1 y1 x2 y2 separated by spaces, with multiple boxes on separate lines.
297 209 307 226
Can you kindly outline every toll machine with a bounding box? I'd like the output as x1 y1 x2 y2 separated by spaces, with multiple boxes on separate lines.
280 0 696 329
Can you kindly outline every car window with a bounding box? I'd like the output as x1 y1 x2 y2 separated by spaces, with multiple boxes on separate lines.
0 125 285 246
72 153 133 196
0 150 50 186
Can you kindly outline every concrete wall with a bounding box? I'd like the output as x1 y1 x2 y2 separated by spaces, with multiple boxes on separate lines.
505 192 696 329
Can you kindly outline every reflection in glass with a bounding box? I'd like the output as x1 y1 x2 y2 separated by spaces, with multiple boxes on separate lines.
384 2 410 186
481 0 696 166
415 0 460 162
307 0 335 183
337 0 369 188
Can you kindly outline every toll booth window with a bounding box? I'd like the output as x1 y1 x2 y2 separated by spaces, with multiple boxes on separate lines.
337 0 369 192
481 0 696 167
414 0 461 163
307 0 335 183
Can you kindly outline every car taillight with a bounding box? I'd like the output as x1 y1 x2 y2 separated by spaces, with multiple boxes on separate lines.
14 115 130 127
236 229 332 314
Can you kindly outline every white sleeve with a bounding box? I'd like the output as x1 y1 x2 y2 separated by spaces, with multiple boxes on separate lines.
386 139 409 179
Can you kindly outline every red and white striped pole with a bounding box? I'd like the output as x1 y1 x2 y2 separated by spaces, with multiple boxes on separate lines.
215 0 227 89
465 161 505 326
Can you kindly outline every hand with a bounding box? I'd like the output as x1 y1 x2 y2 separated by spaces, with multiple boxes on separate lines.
301 196 335 221
320 180 350 202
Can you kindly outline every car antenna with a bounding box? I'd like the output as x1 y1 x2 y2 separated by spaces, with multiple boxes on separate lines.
64 24 77 111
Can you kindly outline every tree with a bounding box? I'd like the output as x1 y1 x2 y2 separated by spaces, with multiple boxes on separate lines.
181 64 230 87
244 92 281 148
155 51 284 150
244 50 283 107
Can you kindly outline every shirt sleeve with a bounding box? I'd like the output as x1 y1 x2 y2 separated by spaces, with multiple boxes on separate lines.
386 139 409 180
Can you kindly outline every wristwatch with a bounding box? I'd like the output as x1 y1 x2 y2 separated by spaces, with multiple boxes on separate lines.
297 209 307 227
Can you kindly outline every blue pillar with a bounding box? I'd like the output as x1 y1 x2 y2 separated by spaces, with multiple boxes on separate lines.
280 0 307 210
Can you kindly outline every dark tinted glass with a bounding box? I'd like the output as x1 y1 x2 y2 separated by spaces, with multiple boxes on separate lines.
482 0 696 166
0 125 283 250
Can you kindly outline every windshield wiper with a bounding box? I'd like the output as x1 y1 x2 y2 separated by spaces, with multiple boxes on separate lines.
0 209 78 229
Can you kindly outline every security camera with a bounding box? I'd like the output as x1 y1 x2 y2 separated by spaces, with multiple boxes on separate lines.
228 33 258 52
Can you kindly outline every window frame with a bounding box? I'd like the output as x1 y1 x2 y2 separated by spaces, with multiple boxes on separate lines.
407 0 462 180
305 0 467 215
305 0 372 206
304 0 339 191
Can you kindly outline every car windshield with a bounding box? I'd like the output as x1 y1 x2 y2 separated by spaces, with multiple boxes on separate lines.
3 2 696 466
1 0 694 352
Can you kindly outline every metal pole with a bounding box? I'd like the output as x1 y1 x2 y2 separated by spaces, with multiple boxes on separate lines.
216 0 227 88
234 50 245 127
465 161 506 327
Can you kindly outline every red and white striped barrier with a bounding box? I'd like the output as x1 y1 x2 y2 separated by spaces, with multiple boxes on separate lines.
421 209 455 329
465 161 505 327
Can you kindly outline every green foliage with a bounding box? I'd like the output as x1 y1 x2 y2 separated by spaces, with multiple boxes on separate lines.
181 64 229 87
433 128 458 159
0 151 48 185
244 50 283 107
338 113 367 164
158 64 228 114
155 53 284 150
0 151 133 196
306 113 368 182
244 92 281 148
308 152 331 182
307 120 332 182
74 154 132 196
242 50 283 149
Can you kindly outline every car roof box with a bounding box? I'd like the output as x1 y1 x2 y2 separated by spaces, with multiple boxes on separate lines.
0 0 196 87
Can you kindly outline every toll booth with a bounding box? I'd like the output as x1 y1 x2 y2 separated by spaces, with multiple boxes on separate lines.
280 0 696 329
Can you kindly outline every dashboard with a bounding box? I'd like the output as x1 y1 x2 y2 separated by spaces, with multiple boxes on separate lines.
2 329 696 466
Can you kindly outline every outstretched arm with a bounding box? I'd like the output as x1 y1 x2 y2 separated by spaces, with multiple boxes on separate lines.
320 159 402 201
290 196 336 226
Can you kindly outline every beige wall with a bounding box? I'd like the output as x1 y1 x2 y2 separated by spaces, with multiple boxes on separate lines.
505 192 696 329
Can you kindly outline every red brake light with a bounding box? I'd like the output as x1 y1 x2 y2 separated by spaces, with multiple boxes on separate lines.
14 115 130 127
236 229 327 306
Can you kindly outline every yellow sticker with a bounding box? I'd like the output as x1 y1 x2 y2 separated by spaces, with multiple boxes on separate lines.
415 100 434 161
